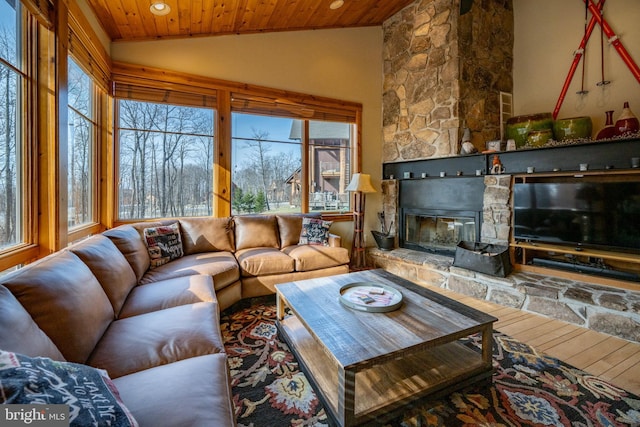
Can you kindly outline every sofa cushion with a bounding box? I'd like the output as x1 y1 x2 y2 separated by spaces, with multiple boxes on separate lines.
118 275 216 318
276 213 321 248
180 217 235 254
241 265 349 298
88 302 224 378
139 252 240 290
70 234 138 316
103 225 151 282
1 251 114 363
113 354 235 427
235 247 295 277
143 223 184 268
299 217 333 245
0 285 65 361
282 244 350 271
234 215 280 250
0 350 138 426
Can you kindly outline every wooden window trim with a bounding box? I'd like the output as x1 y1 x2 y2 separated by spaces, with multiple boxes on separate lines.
0 8 42 268
66 80 105 240
111 61 363 219
67 0 110 92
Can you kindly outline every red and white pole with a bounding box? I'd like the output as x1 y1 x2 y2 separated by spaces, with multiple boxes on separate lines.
584 0 640 85
553 0 605 120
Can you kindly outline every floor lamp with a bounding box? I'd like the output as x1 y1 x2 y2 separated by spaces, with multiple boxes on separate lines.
345 173 377 270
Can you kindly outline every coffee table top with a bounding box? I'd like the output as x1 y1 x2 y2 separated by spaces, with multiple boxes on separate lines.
275 269 497 369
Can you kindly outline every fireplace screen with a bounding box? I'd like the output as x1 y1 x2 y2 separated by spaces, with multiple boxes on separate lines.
404 213 478 253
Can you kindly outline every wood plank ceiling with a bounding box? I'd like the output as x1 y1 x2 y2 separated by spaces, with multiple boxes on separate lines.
85 0 417 42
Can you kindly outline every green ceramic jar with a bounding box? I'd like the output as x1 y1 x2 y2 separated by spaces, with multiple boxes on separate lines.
553 116 593 141
526 129 553 147
505 113 554 148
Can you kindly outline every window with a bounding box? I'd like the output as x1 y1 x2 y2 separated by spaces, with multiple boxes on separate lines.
0 0 22 250
231 115 354 215
112 62 362 221
231 114 302 215
67 57 95 229
306 120 352 213
117 100 214 219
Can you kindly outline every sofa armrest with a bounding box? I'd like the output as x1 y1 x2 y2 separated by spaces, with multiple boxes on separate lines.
328 233 342 247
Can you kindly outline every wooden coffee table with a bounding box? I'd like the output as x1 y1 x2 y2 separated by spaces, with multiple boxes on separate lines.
275 269 497 426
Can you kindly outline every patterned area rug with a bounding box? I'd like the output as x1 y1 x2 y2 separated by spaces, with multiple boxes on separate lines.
220 296 640 426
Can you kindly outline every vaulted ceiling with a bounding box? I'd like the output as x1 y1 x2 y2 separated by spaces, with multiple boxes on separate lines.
85 0 416 42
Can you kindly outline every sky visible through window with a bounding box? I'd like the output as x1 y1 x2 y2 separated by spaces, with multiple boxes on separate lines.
0 0 17 68
231 113 302 179
0 1 14 29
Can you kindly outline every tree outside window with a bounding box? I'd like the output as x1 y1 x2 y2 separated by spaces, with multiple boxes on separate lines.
117 100 214 219
0 0 21 250
67 57 95 229
231 114 302 215
231 114 354 215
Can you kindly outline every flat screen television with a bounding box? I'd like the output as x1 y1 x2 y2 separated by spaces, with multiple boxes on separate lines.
513 180 640 253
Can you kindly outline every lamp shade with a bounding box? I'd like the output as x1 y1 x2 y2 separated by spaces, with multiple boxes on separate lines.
345 173 377 193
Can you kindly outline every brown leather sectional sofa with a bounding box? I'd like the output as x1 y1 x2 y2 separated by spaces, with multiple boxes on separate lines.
0 214 349 426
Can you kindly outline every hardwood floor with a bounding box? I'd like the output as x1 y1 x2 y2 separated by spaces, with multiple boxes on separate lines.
425 285 640 396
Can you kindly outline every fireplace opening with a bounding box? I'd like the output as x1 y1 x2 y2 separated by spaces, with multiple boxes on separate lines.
401 209 481 254
397 177 485 254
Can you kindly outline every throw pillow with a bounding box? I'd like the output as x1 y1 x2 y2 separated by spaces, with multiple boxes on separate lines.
299 217 333 246
0 350 138 426
143 223 183 268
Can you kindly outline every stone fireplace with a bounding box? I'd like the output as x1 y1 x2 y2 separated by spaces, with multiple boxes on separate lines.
374 0 640 343
379 172 512 252
369 172 640 344
382 0 514 160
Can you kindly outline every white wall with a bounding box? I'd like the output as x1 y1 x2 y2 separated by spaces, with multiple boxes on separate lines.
513 0 640 133
111 27 384 248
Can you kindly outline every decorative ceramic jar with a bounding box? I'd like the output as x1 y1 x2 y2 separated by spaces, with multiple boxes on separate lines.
505 113 554 148
553 116 593 141
526 129 553 147
615 102 639 136
596 110 617 140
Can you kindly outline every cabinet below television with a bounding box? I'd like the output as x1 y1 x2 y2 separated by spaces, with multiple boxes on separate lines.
510 169 640 286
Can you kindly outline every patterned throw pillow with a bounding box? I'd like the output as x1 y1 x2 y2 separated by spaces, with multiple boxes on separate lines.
143 223 184 268
298 217 333 246
0 350 138 426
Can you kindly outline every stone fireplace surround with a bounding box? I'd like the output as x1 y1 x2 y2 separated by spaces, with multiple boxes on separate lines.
377 0 640 343
371 139 640 344
368 174 640 344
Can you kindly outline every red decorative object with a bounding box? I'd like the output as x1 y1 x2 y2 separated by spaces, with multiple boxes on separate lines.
614 102 639 136
596 110 617 140
553 0 605 120
585 0 640 85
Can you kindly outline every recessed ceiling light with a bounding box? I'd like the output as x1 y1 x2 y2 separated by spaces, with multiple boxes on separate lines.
330 0 344 10
150 2 171 16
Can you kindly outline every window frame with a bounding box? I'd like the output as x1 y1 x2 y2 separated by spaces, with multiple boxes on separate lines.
0 3 41 270
114 98 216 221
111 62 362 224
66 56 99 234
230 113 357 217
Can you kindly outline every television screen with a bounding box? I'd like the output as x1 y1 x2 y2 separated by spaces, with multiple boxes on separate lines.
513 181 640 253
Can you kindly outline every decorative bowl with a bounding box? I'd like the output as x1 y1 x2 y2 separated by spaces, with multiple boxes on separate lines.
553 116 592 141
505 113 554 148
